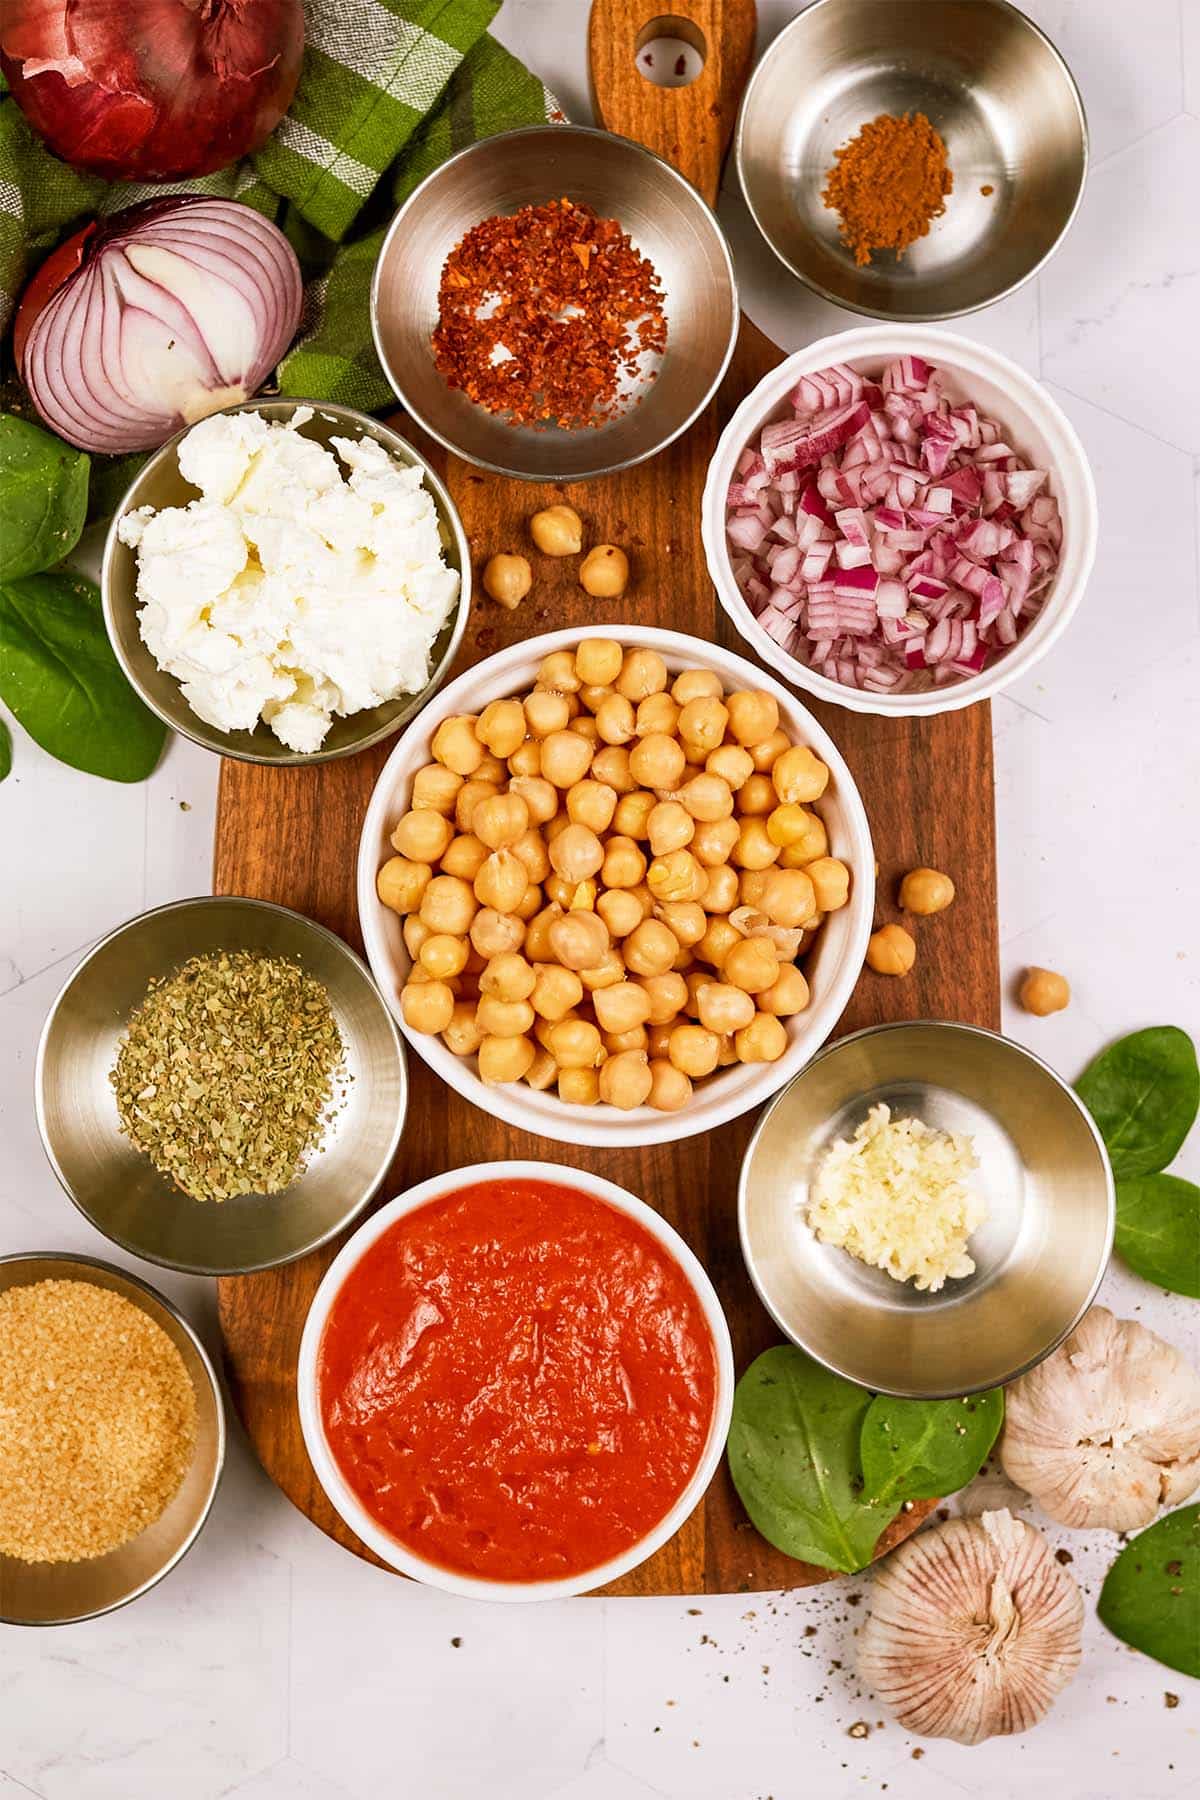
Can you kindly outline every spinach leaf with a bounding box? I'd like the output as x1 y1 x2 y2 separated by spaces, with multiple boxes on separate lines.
860 1388 1004 1506
0 717 10 781
726 1345 900 1574
0 573 166 783
1115 1174 1200 1298
0 413 90 580
1076 1027 1198 1178
1098 1505 1200 1679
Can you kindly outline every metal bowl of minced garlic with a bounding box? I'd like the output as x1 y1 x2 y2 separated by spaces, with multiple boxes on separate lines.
0 1253 224 1626
35 897 407 1276
739 1021 1114 1397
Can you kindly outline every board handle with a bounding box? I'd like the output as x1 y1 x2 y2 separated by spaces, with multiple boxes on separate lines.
588 0 758 206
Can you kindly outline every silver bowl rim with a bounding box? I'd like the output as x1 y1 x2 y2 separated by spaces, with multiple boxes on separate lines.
34 895 408 1277
369 122 741 482
100 396 472 767
737 1019 1115 1398
0 1248 226 1627
734 0 1090 322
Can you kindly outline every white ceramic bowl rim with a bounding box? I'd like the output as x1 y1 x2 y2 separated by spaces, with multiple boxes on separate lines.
701 325 1099 717
357 625 875 1148
296 1159 735 1602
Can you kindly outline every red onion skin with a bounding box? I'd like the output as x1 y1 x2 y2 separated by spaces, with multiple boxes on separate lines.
0 0 304 181
12 222 93 369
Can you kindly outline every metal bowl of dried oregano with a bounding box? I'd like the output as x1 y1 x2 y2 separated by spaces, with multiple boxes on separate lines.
0 1252 224 1626
35 897 408 1276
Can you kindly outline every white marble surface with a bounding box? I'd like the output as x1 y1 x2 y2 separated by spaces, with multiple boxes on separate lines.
2 3 1198 1795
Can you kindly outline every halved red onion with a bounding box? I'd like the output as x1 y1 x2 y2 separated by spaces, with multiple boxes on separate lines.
725 357 1062 694
18 196 303 453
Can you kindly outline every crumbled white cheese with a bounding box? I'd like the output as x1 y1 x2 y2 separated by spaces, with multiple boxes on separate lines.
807 1103 985 1292
118 409 459 753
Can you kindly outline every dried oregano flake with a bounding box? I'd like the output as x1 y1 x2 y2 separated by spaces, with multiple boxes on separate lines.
110 951 345 1202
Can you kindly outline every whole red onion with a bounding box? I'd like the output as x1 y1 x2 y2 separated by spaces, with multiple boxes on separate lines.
0 0 304 182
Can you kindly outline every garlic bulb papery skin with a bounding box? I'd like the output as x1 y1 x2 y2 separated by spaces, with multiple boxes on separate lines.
1000 1307 1200 1531
857 1510 1083 1746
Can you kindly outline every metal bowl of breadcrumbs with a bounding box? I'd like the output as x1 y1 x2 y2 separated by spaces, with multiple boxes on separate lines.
0 1252 224 1626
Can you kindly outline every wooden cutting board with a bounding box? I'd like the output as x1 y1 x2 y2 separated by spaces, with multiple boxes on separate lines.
215 0 998 1596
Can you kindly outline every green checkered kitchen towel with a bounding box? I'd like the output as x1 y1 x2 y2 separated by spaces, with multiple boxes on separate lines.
0 0 562 421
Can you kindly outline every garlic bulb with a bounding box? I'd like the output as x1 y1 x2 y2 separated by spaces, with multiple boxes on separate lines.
1000 1307 1200 1531
857 1510 1083 1745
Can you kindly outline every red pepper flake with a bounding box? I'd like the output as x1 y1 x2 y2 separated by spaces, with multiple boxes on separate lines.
431 197 668 430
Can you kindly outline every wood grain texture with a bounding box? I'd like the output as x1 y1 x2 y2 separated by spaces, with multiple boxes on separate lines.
215 0 997 1595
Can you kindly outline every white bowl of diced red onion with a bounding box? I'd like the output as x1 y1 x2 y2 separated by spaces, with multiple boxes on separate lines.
701 328 1098 714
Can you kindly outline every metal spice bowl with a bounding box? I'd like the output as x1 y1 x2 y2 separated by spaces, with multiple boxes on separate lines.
370 124 739 481
35 898 407 1276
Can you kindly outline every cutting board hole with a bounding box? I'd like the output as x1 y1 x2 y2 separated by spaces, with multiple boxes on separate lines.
635 16 706 87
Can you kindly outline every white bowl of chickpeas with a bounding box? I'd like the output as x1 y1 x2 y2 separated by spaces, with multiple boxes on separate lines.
358 628 874 1146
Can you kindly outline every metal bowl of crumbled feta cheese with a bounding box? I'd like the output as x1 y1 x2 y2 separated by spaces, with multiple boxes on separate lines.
101 400 470 764
739 1022 1114 1397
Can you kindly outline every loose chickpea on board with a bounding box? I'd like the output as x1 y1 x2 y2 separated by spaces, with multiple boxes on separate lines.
483 553 532 609
580 544 630 598
529 504 583 556
900 867 956 915
867 923 917 976
376 640 854 1115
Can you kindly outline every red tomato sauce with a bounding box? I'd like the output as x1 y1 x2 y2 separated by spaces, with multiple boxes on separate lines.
317 1176 718 1583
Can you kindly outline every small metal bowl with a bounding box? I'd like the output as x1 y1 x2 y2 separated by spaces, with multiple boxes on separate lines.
35 897 407 1276
101 399 470 766
736 0 1087 320
371 124 739 481
740 1022 1113 1397
0 1252 224 1626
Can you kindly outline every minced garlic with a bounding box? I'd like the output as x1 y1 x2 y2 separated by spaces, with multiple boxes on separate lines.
807 1103 985 1292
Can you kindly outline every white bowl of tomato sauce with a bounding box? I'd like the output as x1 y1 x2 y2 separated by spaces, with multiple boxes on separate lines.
296 1161 734 1601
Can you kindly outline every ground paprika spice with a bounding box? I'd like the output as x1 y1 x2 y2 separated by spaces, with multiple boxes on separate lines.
822 112 953 267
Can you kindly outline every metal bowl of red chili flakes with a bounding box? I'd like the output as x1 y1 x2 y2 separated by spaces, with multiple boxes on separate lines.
371 124 739 482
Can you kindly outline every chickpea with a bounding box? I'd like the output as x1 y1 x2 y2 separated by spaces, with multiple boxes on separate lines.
558 1066 600 1105
647 800 694 857
474 753 506 786
524 1047 558 1092
579 948 625 992
668 1022 721 1078
473 850 527 915
691 816 741 868
548 1017 604 1069
761 869 817 929
591 745 635 793
724 936 780 994
549 822 604 884
613 791 655 841
475 993 535 1039
580 543 630 598
867 923 916 977
640 970 688 1025
516 885 542 922
411 763 463 815
615 648 668 702
418 873 476 936
624 918 679 978
483 553 532 609
505 775 554 827
548 910 610 971
631 696 674 741
706 743 755 790
576 637 623 686
479 952 536 1004
750 728 791 773
726 689 780 747
418 933 469 981
508 739 542 778
734 1012 788 1063
701 863 739 913
695 916 741 970
772 744 829 804
683 971 709 1016
377 855 431 915
451 779 498 836
628 732 685 792
591 982 650 1037
511 828 551 884
780 820 829 868
697 981 756 1035
739 870 770 910
737 773 777 816
470 792 528 851
899 867 956 916
540 729 593 789
647 849 708 905
470 908 525 960
544 873 578 911
593 1049 649 1110
675 695 726 754
806 857 850 912
475 698 526 759
478 1033 537 1084
602 836 648 890
733 817 781 872
1019 966 1070 1016
401 979 455 1035
595 693 636 746
678 772 733 822
443 1000 483 1057
655 900 707 947
646 1021 674 1060
524 688 570 738
570 715 600 748
531 963 583 1021
537 650 582 695
596 887 644 938
522 904 561 962
647 1060 692 1113
403 915 431 958
671 668 723 705
579 683 614 714
432 715 484 776
760 963 810 1017
526 502 583 556
566 780 618 834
